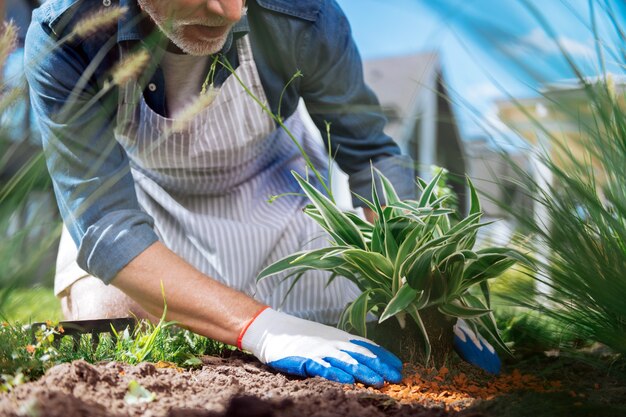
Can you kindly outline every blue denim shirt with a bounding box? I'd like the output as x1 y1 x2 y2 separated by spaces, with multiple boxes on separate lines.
25 0 416 283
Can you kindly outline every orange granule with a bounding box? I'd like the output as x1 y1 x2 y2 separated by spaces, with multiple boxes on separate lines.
368 365 563 411
155 361 184 372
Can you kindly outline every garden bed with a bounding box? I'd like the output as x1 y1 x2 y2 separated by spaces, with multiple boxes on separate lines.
1 350 624 417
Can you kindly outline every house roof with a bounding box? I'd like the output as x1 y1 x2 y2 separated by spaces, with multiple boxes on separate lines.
363 52 440 140
362 52 469 213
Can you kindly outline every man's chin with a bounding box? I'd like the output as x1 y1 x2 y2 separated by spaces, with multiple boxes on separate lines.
168 35 229 56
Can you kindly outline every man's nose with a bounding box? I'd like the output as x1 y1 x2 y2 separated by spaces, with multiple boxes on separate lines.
203 0 243 23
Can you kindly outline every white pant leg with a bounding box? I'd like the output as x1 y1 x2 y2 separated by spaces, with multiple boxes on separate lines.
55 225 156 321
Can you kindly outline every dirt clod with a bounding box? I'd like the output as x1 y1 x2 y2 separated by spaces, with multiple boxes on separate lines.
132 362 158 377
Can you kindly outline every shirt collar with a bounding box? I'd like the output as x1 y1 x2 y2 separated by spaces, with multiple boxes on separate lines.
117 0 249 53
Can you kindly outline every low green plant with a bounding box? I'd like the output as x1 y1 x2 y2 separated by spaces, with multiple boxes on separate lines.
107 286 230 366
0 312 228 392
258 168 533 362
0 320 64 391
124 380 157 405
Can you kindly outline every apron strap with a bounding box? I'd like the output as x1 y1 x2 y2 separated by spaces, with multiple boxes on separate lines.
236 35 255 64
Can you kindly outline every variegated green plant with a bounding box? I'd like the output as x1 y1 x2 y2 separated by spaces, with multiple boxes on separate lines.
258 168 532 361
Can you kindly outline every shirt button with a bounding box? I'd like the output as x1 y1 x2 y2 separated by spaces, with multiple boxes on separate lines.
102 0 111 6
148 83 157 92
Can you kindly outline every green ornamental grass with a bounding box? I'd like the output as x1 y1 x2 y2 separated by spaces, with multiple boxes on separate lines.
493 78 626 356
429 0 626 359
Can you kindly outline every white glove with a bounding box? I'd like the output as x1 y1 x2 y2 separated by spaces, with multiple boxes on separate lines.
239 307 403 387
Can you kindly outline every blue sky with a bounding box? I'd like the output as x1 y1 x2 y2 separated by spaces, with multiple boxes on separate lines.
336 0 625 144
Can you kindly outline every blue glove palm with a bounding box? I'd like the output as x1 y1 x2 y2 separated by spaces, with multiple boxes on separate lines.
240 308 403 387
453 319 501 374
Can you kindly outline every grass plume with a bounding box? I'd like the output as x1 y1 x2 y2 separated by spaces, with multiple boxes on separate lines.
110 48 151 87
170 86 220 133
0 85 23 115
0 21 17 73
70 6 129 40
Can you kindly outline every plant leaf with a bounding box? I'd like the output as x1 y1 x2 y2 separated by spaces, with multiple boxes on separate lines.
429 194 452 209
257 247 348 281
416 176 427 191
370 165 386 221
446 212 482 236
475 247 535 267
393 225 432 293
344 211 373 233
293 171 367 249
463 293 513 356
403 247 437 291
379 285 421 323
374 168 402 206
383 219 400 261
277 271 306 308
460 250 478 260
419 169 444 207
435 239 460 264
302 204 325 225
342 249 394 290
386 217 415 246
461 258 518 291
438 300 491 319
351 191 378 213
467 176 481 215
348 290 374 337
441 252 466 298
479 281 491 309
387 201 455 219
371 225 385 255
414 286 431 310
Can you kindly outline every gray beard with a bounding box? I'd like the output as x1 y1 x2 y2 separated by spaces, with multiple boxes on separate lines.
165 28 230 56
137 0 239 56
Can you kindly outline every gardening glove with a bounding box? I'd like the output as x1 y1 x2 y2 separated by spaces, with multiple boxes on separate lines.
238 307 403 387
453 318 501 375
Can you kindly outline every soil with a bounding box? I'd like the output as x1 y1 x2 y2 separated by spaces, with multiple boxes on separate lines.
367 308 456 366
0 350 625 417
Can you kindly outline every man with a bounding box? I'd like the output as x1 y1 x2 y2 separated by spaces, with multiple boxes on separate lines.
25 0 497 386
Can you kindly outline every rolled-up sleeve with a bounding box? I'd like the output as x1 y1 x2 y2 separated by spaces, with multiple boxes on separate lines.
25 16 158 283
299 1 416 207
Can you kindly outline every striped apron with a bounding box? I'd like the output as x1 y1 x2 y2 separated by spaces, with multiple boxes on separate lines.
112 35 360 324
